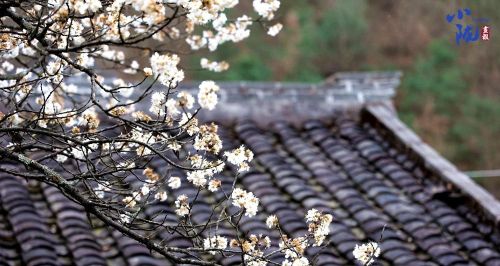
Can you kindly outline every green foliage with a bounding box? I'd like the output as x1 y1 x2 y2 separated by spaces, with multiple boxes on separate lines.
401 39 466 117
316 0 367 55
190 42 273 81
287 0 367 80
400 39 500 167
449 95 500 163
222 54 273 81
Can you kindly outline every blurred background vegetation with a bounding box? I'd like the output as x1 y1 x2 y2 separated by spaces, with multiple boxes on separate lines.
186 0 500 197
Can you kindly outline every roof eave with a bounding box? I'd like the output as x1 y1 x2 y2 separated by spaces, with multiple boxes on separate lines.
363 102 500 226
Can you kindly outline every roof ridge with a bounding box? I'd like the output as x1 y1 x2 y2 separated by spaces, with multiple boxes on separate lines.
179 71 402 104
65 71 401 105
180 71 402 122
61 71 402 123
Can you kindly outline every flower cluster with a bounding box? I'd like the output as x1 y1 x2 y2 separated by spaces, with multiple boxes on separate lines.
197 81 220 110
200 58 230 72
154 191 168 202
279 236 310 266
177 91 195 110
230 234 271 266
176 0 238 25
1 0 283 136
122 191 142 208
0 0 287 264
352 242 381 266
120 213 131 224
260 209 334 265
49 0 102 15
193 123 222 154
186 155 225 189
175 194 190 217
168 176 182 189
231 188 259 217
203 235 228 255
140 169 168 202
253 0 281 20
128 0 167 25
305 209 333 246
224 145 254 172
95 181 110 199
79 109 100 131
56 154 68 163
150 53 185 88
143 168 160 183
129 128 156 156
266 215 279 229
179 113 199 135
71 147 87 160
179 0 281 53
150 92 166 116
186 170 208 188
208 179 222 192
268 23 283 36
186 15 253 51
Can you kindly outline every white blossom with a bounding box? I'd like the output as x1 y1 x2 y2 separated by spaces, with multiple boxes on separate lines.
149 52 184 88
120 213 131 224
353 242 381 266
231 188 259 217
224 145 254 172
175 194 190 216
208 179 221 192
177 91 195 109
204 235 228 255
179 113 199 136
71 147 86 160
167 141 182 151
8 114 24 126
143 67 153 76
56 154 68 163
305 209 332 246
197 81 220 110
193 123 222 154
155 191 168 202
266 215 278 229
253 0 280 20
186 35 207 50
95 182 110 199
123 196 137 208
1 61 14 72
168 176 181 189
150 91 166 115
187 170 208 188
165 99 181 117
75 0 102 14
140 184 150 196
201 58 229 72
267 23 283 36
213 13 227 30
281 257 309 266
279 237 309 266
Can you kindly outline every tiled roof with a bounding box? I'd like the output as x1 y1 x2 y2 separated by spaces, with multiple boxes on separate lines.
1 72 500 266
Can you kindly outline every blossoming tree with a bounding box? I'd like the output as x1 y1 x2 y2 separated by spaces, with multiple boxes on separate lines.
0 1 379 265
